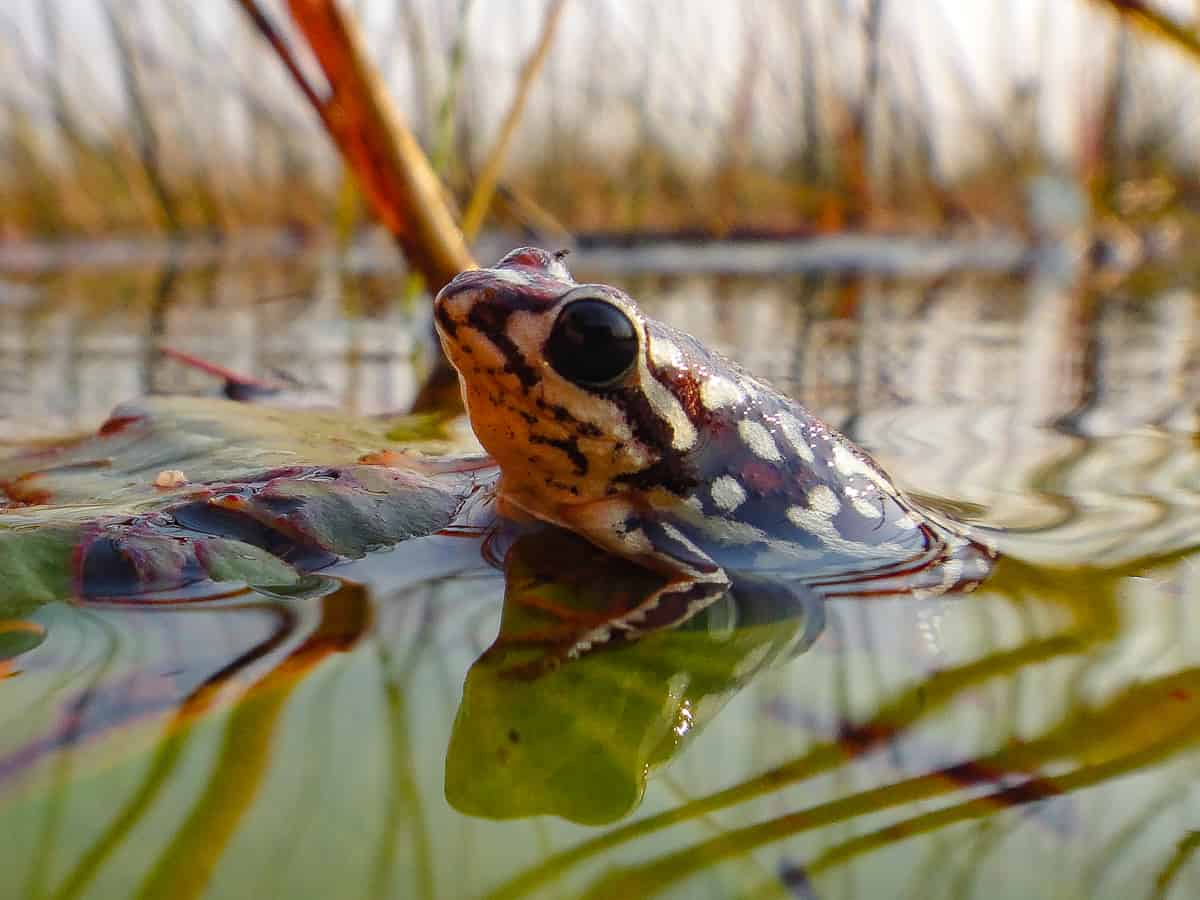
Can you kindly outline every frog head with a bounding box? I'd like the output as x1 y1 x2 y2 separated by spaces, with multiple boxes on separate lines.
433 247 702 522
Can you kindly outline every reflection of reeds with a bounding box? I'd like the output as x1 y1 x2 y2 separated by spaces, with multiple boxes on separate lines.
487 551 1200 900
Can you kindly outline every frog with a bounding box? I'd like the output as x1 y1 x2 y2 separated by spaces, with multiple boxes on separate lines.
434 248 993 659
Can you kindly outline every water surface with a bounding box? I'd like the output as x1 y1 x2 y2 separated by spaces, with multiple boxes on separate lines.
1 245 1198 900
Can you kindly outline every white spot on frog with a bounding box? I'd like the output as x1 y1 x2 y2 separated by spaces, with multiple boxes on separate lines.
787 503 833 535
808 484 841 516
710 475 747 512
644 375 697 451
894 513 919 531
648 336 684 369
786 486 907 557
618 527 655 554
775 412 816 464
833 443 897 496
672 503 824 560
846 485 884 521
832 443 868 477
700 376 745 411
738 420 782 462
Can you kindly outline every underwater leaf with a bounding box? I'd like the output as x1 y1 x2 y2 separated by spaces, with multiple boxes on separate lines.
194 538 303 588
0 526 77 616
0 621 45 661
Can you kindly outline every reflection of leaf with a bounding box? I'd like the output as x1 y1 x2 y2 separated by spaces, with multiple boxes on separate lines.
0 621 45 662
0 398 485 606
488 555 1123 899
446 530 813 825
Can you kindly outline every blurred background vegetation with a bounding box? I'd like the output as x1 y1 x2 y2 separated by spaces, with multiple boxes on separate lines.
3 0 1200 244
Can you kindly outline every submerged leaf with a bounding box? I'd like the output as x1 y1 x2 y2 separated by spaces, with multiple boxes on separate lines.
0 621 45 661
0 526 76 616
195 539 303 588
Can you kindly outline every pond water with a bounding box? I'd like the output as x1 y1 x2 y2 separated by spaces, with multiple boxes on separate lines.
1 244 1199 900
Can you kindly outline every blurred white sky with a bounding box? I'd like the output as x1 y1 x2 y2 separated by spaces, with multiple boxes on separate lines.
2 0 1199 177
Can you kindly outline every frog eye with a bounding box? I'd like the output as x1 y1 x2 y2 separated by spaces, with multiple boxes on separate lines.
546 298 639 389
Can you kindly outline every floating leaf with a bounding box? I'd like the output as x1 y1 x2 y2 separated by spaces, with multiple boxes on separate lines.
0 397 491 608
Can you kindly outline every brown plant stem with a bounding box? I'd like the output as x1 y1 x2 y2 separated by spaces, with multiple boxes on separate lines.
235 0 473 289
234 0 474 412
1091 0 1200 61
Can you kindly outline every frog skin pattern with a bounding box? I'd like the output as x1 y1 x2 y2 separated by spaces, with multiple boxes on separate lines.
434 248 994 658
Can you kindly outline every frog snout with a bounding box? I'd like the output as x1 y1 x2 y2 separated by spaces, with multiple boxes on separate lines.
432 280 475 339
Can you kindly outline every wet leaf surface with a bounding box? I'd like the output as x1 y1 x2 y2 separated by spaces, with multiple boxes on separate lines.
0 397 490 608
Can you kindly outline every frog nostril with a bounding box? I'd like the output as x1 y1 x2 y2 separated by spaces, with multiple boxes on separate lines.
496 247 557 271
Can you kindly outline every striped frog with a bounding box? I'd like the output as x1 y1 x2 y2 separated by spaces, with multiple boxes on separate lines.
434 248 992 657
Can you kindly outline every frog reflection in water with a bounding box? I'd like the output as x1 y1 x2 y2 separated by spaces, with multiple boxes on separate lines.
434 248 993 659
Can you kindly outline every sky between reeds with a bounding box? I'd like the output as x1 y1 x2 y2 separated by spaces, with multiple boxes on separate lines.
2 0 1199 237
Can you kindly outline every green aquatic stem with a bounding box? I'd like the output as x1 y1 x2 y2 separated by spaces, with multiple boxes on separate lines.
807 727 1200 880
486 626 1094 900
368 637 436 900
486 557 1122 897
51 725 193 900
25 611 122 900
459 0 568 241
47 601 301 900
133 585 369 900
1083 777 1196 897
1152 829 1200 900
133 654 293 900
582 668 1200 899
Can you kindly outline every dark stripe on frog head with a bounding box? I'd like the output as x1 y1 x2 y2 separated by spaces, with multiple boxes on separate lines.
434 299 458 337
605 386 697 495
529 433 589 475
535 397 602 436
465 297 539 389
